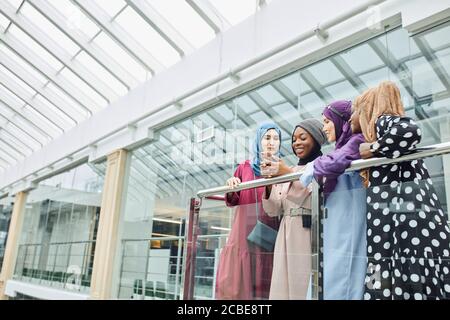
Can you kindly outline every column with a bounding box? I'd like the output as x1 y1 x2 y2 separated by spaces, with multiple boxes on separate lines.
90 149 128 299
0 191 27 300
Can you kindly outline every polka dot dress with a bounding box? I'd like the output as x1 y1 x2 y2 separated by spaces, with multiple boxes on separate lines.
364 115 450 300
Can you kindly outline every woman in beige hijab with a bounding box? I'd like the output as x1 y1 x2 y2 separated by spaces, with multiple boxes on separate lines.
353 81 450 300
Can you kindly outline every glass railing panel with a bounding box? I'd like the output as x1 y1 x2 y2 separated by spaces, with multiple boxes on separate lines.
118 237 184 300
184 180 320 300
184 144 450 300
12 241 95 293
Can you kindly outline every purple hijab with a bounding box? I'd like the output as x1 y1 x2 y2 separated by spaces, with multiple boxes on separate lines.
322 100 353 149
314 100 365 195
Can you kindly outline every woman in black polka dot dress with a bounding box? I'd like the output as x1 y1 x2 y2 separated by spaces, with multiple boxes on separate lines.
354 82 450 300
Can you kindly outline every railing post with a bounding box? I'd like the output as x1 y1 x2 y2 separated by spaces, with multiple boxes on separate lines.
50 244 59 285
182 197 201 300
12 245 24 281
30 244 38 282
174 221 183 299
311 180 320 300
142 240 150 300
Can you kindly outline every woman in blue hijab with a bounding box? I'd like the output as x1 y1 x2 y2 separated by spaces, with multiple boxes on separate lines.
216 122 282 300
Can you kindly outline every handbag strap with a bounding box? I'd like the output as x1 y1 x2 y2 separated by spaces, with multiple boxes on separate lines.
253 173 260 222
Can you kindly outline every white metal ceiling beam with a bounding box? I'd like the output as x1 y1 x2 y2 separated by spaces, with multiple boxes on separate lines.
368 39 440 141
247 91 292 134
71 0 165 74
300 69 334 103
0 143 20 164
159 124 226 187
0 51 87 123
414 37 450 92
270 81 314 119
0 1 118 103
132 151 178 196
0 138 27 159
134 148 180 194
26 0 139 90
0 155 10 168
125 0 194 56
0 87 56 140
0 70 73 130
128 161 172 198
0 128 34 154
329 56 367 93
368 39 421 103
186 0 231 34
0 112 43 148
0 27 100 114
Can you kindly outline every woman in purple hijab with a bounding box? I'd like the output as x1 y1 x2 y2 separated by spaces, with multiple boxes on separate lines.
274 100 367 299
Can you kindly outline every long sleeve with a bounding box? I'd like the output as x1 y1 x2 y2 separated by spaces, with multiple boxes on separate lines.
225 164 242 207
261 185 283 217
299 161 314 187
370 116 422 159
313 134 365 181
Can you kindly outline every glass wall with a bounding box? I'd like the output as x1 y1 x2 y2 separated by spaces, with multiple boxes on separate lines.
115 21 450 299
13 162 105 294
0 195 14 271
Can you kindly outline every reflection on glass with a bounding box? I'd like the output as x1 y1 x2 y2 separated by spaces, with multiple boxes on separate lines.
13 163 104 293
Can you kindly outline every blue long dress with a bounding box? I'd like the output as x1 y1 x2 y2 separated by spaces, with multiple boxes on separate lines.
300 134 367 300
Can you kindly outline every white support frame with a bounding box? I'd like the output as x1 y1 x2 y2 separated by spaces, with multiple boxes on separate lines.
0 51 87 123
26 0 140 90
186 0 231 33
0 27 101 114
0 70 72 130
71 0 165 74
125 0 195 56
0 1 118 103
0 86 54 140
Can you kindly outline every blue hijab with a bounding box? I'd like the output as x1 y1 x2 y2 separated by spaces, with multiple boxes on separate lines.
251 122 282 177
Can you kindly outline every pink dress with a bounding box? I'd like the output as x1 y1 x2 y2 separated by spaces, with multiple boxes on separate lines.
262 165 312 299
215 160 280 300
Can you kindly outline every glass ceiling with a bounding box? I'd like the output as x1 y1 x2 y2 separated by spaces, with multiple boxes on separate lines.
0 0 270 173
0 0 449 180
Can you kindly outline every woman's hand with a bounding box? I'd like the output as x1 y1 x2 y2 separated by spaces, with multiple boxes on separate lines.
276 159 294 176
262 158 293 177
359 142 375 159
226 177 241 189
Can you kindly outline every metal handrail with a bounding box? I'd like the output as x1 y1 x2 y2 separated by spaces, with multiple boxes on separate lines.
122 236 184 242
18 240 96 246
196 141 450 198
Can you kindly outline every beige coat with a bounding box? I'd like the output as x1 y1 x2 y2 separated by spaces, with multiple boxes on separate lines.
262 165 312 300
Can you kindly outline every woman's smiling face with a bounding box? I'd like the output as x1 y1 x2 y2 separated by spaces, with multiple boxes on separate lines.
292 127 315 159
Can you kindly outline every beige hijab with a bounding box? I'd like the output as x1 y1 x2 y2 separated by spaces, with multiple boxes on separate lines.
353 81 406 186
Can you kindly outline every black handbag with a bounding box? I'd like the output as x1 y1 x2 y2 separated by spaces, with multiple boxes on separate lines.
302 214 312 228
247 186 278 251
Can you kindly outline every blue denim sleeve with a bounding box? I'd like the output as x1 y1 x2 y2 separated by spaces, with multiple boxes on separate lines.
299 161 315 186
